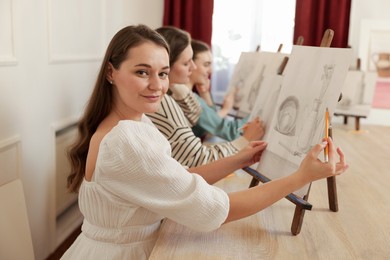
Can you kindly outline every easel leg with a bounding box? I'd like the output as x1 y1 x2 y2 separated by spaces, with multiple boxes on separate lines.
291 182 312 235
249 177 259 188
291 205 306 235
327 176 338 212
243 167 312 235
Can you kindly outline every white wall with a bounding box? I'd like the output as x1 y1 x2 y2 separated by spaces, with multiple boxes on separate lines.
349 0 390 67
348 0 390 126
0 0 164 259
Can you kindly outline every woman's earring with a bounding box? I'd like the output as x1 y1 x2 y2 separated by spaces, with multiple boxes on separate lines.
109 80 113 84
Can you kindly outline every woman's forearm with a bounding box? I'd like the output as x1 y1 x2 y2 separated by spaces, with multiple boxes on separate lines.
217 107 230 118
225 171 306 223
188 155 241 184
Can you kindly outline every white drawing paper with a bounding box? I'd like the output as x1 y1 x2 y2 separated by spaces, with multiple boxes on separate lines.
238 52 288 114
337 70 365 109
227 51 287 111
248 74 283 141
227 52 260 109
256 45 353 197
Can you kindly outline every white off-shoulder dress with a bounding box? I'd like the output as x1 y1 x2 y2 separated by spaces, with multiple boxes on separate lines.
61 115 229 259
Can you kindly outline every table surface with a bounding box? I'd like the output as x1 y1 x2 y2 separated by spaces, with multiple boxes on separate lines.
149 124 390 260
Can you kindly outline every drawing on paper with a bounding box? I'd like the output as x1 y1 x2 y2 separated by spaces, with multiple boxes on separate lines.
274 96 299 136
247 66 265 111
256 45 353 197
277 64 335 156
239 55 288 114
227 53 260 109
337 70 365 109
248 74 283 141
228 52 288 113
295 64 334 154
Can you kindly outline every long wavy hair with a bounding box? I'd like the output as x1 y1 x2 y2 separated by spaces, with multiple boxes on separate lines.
67 24 169 193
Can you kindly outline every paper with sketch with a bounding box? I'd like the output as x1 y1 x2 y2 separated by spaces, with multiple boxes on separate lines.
248 74 283 140
228 52 259 109
228 52 287 112
237 52 287 114
256 45 353 197
334 70 377 120
337 70 365 109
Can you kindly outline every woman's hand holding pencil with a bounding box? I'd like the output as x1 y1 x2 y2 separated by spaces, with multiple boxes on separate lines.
296 137 349 184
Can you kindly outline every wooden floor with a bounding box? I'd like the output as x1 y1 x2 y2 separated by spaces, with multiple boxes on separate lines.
150 123 390 259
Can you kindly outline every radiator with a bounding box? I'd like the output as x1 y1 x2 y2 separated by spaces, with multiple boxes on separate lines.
55 125 78 216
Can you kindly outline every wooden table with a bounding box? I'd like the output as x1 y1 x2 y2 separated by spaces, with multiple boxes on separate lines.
150 124 390 259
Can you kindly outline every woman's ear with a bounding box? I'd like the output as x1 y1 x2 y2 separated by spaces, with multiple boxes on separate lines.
106 62 114 83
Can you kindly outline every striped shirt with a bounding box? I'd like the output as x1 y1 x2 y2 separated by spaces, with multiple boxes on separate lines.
169 84 202 126
146 94 248 167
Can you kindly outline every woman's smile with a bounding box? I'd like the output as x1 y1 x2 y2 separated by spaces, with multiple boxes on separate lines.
142 94 162 102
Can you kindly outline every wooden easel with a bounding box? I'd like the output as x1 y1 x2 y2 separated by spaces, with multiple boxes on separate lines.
276 36 303 75
296 36 304 46
277 43 283 53
244 29 339 235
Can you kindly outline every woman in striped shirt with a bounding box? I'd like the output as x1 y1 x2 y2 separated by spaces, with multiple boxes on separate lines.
147 26 264 167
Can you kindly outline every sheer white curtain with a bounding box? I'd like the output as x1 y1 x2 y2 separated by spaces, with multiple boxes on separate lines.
211 0 296 102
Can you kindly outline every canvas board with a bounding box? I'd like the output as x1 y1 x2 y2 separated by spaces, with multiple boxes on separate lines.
227 52 259 109
334 71 377 119
256 45 353 197
227 51 287 111
237 52 287 114
337 70 365 109
248 74 283 141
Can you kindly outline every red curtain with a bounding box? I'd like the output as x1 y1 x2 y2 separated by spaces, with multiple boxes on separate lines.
163 0 214 46
293 0 351 47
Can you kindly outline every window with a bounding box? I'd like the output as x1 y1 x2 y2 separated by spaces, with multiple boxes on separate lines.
211 0 296 102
